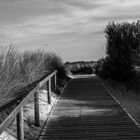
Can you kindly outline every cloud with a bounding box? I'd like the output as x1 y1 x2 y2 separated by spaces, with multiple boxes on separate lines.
0 0 140 61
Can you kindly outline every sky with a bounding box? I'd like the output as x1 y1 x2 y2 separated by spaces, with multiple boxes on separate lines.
0 0 140 61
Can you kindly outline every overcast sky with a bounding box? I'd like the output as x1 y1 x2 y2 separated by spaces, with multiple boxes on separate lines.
0 0 140 61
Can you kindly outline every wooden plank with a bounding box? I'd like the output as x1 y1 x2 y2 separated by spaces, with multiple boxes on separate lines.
39 71 57 88
34 91 40 126
17 107 24 140
39 77 140 140
54 73 57 90
47 79 51 104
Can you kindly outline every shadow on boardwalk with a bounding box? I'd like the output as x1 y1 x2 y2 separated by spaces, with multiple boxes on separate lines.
40 76 140 140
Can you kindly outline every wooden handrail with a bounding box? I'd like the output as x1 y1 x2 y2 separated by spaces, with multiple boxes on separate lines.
0 70 57 140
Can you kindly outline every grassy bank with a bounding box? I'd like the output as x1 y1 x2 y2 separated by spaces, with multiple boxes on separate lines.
0 46 69 140
0 46 66 111
102 78 140 126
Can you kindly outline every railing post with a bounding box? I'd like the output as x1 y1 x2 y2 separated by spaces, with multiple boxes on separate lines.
17 107 24 140
34 91 40 126
47 79 51 104
54 72 57 90
50 77 53 92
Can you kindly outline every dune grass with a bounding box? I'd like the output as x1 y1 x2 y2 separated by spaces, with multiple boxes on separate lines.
0 45 68 139
0 46 66 112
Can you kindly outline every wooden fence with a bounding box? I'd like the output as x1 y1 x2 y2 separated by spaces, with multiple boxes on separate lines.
0 70 57 140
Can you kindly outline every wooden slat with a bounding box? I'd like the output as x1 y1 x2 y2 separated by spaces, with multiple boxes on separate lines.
34 91 40 126
39 71 57 88
54 74 57 90
17 107 24 140
40 77 140 140
47 79 51 104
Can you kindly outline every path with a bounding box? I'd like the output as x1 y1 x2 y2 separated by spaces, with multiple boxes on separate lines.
40 76 140 140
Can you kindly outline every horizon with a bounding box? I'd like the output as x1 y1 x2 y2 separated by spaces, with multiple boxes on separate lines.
0 0 140 61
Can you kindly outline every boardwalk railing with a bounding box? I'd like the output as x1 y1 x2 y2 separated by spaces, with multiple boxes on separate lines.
0 70 57 140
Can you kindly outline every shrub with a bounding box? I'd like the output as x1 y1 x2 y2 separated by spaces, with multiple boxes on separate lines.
66 61 94 75
71 65 93 74
96 21 140 81
93 58 105 75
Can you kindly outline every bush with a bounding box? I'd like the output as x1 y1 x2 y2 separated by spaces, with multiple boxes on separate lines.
93 58 105 75
66 61 94 75
71 65 93 74
96 21 140 81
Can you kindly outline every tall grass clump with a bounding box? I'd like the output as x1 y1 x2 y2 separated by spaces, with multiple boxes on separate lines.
0 46 66 113
95 21 140 82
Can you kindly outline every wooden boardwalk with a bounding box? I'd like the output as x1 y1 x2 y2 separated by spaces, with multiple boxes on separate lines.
40 76 140 140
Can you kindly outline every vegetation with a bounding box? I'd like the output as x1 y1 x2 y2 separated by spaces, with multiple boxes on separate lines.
65 61 95 75
95 21 140 128
0 46 66 112
95 21 140 82
0 45 68 140
104 77 140 125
